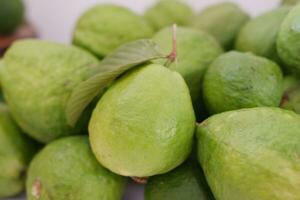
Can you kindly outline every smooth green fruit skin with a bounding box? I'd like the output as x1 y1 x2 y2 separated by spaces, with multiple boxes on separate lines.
0 39 99 143
193 2 249 50
26 136 125 200
144 0 194 31
282 0 300 5
89 64 195 177
153 26 223 120
197 107 300 200
145 161 215 200
235 7 290 66
0 103 37 198
203 51 283 114
73 4 153 58
0 0 24 34
277 4 300 75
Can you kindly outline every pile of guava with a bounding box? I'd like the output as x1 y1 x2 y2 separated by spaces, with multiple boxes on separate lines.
0 1 300 200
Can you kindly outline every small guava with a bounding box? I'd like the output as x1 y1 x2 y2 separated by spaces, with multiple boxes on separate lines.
73 4 154 58
153 26 223 120
0 103 37 198
0 39 99 143
277 4 300 75
89 64 195 177
235 7 290 66
197 107 300 200
203 51 283 114
145 161 214 200
26 136 125 200
144 0 194 31
192 2 249 50
0 0 24 34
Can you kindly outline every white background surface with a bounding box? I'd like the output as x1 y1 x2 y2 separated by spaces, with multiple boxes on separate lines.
23 0 281 43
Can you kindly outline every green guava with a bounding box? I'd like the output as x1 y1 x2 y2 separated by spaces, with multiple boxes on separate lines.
144 0 194 31
282 0 300 5
0 103 37 198
277 4 300 75
89 64 195 177
73 4 153 58
145 161 215 200
197 107 300 200
235 7 290 66
26 136 125 200
0 39 99 143
203 51 283 114
153 26 223 120
281 76 300 113
192 2 249 50
0 0 24 35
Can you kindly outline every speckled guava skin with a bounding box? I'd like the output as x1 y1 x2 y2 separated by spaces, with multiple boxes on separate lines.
193 2 249 50
153 26 223 120
89 64 195 177
197 107 300 200
282 0 300 5
145 161 214 200
277 4 300 75
144 0 194 31
73 4 154 58
0 103 37 198
0 39 99 143
26 136 125 200
203 51 283 114
235 7 290 65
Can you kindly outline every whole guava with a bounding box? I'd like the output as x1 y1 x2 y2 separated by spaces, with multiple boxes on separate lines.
89 64 195 177
235 7 290 66
0 39 99 143
144 0 194 31
0 0 24 35
282 0 300 5
197 107 300 200
145 161 214 200
0 103 37 198
73 4 153 58
277 4 300 75
192 2 249 50
203 51 283 114
153 26 223 120
26 136 125 200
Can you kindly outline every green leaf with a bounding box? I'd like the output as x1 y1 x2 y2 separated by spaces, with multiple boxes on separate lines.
66 39 165 127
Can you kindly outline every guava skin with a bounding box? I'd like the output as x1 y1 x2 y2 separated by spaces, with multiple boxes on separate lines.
145 161 215 200
73 4 154 58
203 51 283 114
281 76 300 114
89 64 195 177
277 4 300 75
26 136 125 200
197 107 300 200
144 0 194 31
153 26 223 121
0 0 24 35
193 2 249 50
235 7 290 66
0 103 37 198
0 39 99 143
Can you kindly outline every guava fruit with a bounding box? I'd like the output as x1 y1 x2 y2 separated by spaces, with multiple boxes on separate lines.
144 0 194 31
153 26 223 120
89 64 195 177
282 0 300 5
203 51 283 114
235 7 290 66
197 107 300 200
281 76 300 113
0 39 99 143
0 0 24 35
73 4 153 58
145 161 214 200
26 136 125 200
192 2 249 50
0 103 37 198
277 4 300 75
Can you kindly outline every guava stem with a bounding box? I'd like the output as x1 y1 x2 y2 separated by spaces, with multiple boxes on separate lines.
131 177 148 184
165 24 177 67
